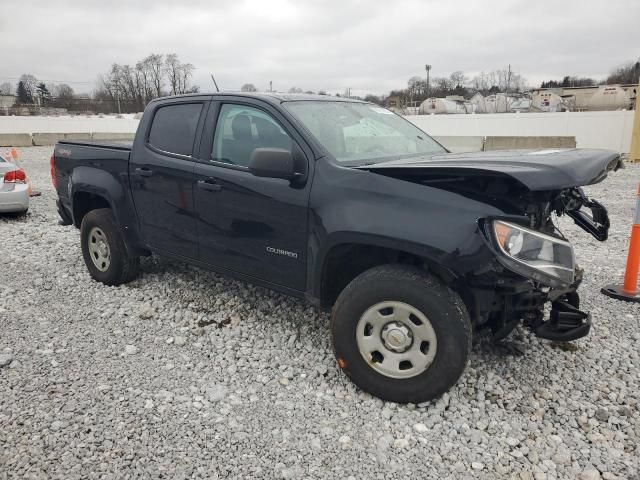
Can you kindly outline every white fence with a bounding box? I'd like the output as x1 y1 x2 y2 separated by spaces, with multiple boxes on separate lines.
0 116 139 134
0 110 634 153
406 110 635 153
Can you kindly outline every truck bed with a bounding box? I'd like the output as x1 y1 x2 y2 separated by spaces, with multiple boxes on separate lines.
53 139 134 227
58 139 133 151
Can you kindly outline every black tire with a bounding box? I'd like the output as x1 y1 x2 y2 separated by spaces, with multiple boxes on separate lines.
80 208 140 286
331 264 471 403
2 208 28 219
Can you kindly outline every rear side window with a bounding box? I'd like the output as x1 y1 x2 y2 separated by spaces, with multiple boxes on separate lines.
148 103 203 156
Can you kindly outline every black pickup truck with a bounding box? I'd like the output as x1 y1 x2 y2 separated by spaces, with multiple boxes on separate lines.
52 93 621 403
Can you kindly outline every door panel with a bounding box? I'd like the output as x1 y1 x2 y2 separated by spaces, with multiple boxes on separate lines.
194 102 310 290
129 102 204 258
130 154 198 257
194 165 308 288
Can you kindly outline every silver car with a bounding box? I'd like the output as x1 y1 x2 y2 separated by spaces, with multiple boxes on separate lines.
0 154 29 213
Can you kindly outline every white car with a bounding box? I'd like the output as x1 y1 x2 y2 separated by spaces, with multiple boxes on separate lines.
0 154 29 214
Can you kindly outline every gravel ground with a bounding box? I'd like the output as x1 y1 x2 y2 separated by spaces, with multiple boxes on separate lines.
1 146 639 480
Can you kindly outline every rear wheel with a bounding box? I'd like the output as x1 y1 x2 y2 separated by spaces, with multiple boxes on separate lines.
80 208 140 285
331 264 471 403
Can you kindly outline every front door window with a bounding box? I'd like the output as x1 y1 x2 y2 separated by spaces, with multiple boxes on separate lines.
211 104 293 167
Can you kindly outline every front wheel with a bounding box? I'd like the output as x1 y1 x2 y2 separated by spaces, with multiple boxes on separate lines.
331 264 471 403
80 208 140 286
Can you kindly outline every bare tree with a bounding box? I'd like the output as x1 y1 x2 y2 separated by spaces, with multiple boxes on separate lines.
407 76 423 97
241 83 257 92
178 62 195 94
18 74 38 100
165 53 180 95
135 61 153 104
142 54 164 97
51 83 75 110
0 82 13 95
449 71 467 89
606 59 640 84
53 83 74 97
471 69 527 94
94 53 199 112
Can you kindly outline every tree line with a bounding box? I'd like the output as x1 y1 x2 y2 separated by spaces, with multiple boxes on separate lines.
1 74 77 111
370 57 639 108
3 56 637 115
2 53 198 114
96 53 198 113
541 60 640 88
372 68 528 108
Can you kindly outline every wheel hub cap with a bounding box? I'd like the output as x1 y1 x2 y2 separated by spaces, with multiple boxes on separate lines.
355 301 438 379
381 322 413 352
87 227 111 272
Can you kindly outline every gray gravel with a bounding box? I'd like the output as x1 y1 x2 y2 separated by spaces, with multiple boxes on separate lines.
1 146 639 479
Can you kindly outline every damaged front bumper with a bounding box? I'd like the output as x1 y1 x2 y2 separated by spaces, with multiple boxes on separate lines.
528 268 592 341
470 267 593 343
532 294 591 342
475 201 609 343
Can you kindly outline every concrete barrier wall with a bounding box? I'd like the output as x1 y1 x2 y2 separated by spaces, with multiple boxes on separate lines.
433 136 484 153
0 133 32 147
406 110 634 153
0 116 139 134
484 136 576 151
0 132 135 147
91 132 136 141
0 111 633 152
32 132 92 146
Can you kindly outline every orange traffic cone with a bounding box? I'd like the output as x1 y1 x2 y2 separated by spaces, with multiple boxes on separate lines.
10 148 18 160
601 183 640 302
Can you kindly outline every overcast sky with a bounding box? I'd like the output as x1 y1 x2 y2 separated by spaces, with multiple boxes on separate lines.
2 0 639 96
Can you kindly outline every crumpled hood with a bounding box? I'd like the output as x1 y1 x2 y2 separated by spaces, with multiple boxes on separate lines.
354 148 622 191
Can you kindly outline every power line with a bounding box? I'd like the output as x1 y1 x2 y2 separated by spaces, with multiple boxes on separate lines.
0 76 93 85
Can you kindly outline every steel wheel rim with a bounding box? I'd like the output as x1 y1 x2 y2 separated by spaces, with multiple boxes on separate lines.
356 301 438 379
87 227 111 272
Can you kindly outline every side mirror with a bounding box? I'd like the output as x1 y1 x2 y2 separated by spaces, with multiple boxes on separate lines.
248 148 300 181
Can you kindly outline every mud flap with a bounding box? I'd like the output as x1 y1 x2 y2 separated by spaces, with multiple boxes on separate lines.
56 199 73 226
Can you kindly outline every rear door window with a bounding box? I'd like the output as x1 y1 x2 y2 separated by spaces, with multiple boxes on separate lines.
148 103 203 156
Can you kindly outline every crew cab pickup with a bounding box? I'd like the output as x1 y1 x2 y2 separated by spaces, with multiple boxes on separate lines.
52 93 621 403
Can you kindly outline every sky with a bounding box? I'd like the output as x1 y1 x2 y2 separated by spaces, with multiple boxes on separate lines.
1 0 639 96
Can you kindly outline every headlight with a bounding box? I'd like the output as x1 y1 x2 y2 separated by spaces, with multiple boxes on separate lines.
492 220 575 287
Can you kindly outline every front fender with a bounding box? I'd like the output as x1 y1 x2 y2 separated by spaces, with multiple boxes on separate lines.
306 159 509 302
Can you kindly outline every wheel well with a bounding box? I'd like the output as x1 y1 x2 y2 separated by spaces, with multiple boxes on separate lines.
320 243 457 308
72 192 111 227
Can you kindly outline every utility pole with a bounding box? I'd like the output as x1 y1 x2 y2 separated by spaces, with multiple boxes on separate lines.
113 77 121 114
425 64 432 98
269 81 273 92
506 64 512 111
